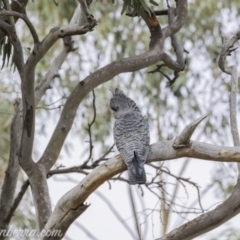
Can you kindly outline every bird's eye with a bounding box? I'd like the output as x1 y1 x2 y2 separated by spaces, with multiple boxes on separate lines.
111 106 119 112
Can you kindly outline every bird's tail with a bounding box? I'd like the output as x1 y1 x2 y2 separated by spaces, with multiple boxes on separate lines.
128 167 146 185
128 151 146 185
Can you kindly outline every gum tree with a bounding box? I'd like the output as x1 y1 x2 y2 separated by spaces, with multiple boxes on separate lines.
0 0 240 239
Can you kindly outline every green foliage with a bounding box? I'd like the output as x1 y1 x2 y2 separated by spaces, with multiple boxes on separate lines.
119 0 158 16
0 38 12 69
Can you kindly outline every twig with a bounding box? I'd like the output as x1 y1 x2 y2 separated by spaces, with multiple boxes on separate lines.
73 221 99 240
43 97 66 106
128 186 142 240
47 166 89 177
8 165 89 221
82 90 96 166
110 176 129 183
148 7 186 85
148 162 204 212
95 191 136 239
92 143 115 166
36 105 64 111
0 111 22 116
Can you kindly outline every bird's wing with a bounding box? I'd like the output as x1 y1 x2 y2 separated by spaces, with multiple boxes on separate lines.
114 111 149 164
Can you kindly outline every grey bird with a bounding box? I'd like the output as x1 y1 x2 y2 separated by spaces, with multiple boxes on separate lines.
110 88 150 185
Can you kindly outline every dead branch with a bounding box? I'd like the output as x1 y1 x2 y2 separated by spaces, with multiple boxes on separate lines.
173 114 208 148
42 114 240 239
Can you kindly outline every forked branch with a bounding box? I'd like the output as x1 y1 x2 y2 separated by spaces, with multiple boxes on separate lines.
42 115 240 239
157 30 240 240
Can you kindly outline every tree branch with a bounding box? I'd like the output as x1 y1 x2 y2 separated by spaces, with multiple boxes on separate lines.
4 180 29 223
0 103 22 237
157 178 240 240
78 0 95 24
17 2 97 231
38 0 188 177
162 0 188 39
128 186 142 240
35 3 91 104
3 0 16 33
0 9 39 43
0 1 95 235
0 0 29 41
218 32 240 74
173 114 208 148
41 115 240 239
155 30 240 240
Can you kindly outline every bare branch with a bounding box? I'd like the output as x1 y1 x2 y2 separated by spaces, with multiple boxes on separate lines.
0 19 25 235
82 90 96 166
42 134 240 239
78 0 95 24
95 191 136 239
56 22 97 38
38 48 168 172
229 67 240 146
0 0 29 41
140 10 162 49
128 186 142 240
0 1 94 234
151 7 186 75
173 114 208 148
218 32 240 74
73 221 99 240
0 19 12 35
162 0 188 39
37 1 188 175
92 144 115 167
156 31 240 240
4 0 16 33
157 178 240 240
0 102 22 235
0 9 39 43
148 63 183 85
47 166 89 176
218 31 240 177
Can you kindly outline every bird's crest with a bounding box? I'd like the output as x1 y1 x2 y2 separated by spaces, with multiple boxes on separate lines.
111 88 140 112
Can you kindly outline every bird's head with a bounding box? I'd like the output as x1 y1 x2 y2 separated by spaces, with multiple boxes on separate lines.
110 88 133 118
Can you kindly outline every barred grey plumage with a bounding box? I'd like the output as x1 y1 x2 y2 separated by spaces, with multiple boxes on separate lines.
110 88 150 185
